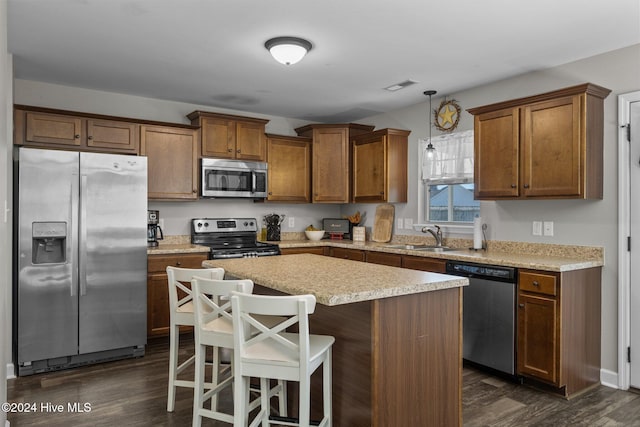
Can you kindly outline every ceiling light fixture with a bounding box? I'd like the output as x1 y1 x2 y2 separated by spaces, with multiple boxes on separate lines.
265 36 312 65
424 90 437 159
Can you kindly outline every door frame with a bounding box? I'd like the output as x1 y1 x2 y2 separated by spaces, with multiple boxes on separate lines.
618 90 640 390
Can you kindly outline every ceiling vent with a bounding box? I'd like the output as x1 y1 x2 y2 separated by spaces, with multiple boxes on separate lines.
384 79 418 92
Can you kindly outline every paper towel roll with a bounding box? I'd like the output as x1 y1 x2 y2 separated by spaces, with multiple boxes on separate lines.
473 216 483 249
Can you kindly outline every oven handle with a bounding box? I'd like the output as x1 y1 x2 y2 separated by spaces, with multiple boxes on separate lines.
251 170 257 193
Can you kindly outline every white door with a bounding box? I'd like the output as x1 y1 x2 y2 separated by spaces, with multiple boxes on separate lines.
629 99 640 388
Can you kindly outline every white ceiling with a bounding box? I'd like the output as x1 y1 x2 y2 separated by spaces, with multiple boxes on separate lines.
7 0 640 122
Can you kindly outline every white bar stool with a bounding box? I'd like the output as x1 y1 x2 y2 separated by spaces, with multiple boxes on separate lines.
166 266 225 412
231 293 335 427
192 277 287 427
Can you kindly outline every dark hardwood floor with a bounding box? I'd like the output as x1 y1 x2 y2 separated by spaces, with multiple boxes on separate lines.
7 336 640 426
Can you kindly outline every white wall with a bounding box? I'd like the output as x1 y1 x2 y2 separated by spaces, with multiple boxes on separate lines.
1 0 12 421
359 44 640 376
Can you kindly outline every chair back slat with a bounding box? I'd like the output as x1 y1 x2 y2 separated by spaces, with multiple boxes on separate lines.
166 267 224 316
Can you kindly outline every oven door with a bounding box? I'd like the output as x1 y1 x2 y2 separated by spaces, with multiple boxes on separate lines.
201 159 267 198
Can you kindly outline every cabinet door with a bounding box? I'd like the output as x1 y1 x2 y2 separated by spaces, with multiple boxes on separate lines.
401 255 446 273
353 135 386 203
522 95 582 197
87 119 139 153
201 117 235 158
366 251 401 267
313 128 350 203
141 125 199 200
236 121 266 161
25 111 83 147
147 273 171 337
267 136 311 202
517 293 559 384
280 247 328 256
329 247 365 261
474 108 520 199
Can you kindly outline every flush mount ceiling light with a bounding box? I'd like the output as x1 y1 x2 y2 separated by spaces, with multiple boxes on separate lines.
264 36 312 65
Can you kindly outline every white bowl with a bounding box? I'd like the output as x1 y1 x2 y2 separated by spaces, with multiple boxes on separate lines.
305 230 325 241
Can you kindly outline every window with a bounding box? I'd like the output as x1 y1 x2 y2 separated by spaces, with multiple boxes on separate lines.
427 183 479 222
420 130 476 224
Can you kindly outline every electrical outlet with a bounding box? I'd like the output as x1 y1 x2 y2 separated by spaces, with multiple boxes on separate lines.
288 217 295 228
397 218 403 229
404 218 414 229
543 221 554 236
532 221 542 236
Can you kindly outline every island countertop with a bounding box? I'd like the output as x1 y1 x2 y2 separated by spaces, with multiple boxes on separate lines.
202 253 468 306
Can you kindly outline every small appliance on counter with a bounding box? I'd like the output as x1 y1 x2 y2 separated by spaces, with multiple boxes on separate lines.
147 210 164 247
322 218 351 239
264 213 285 241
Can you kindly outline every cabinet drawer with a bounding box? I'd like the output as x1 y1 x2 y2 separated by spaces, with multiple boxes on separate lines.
519 271 558 296
148 254 208 273
401 255 446 273
329 247 365 261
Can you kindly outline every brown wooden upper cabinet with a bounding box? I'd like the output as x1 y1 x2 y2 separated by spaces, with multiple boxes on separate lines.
352 128 410 203
141 125 199 200
14 106 140 154
295 123 374 203
265 133 312 203
467 83 611 200
188 111 269 161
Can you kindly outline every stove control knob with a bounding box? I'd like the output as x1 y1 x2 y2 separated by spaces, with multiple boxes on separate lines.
243 221 249 226
197 222 202 228
204 222 209 227
249 221 254 226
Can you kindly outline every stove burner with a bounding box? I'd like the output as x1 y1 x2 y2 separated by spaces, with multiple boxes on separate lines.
191 217 280 259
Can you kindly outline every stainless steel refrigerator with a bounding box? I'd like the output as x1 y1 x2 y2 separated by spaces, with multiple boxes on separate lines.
15 147 147 375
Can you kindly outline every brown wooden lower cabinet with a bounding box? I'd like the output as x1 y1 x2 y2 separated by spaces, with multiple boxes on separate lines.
280 247 328 256
401 254 447 273
146 252 208 338
365 251 402 267
329 247 365 261
517 267 602 398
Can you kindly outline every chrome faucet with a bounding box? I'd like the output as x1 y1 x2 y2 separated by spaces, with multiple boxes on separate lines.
422 225 443 246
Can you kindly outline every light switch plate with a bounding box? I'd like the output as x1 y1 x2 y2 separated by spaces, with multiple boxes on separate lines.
543 221 554 236
404 218 414 229
532 221 542 236
288 217 295 228
397 218 403 229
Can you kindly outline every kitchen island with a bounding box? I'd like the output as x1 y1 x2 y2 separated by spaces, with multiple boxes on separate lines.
203 254 468 427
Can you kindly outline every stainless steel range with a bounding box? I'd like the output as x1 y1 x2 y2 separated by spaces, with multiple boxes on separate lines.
191 218 280 259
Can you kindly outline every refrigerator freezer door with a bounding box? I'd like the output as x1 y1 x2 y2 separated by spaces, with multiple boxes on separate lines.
17 148 79 363
78 152 147 353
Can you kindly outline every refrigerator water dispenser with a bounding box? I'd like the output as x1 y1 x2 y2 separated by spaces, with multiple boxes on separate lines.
32 222 67 264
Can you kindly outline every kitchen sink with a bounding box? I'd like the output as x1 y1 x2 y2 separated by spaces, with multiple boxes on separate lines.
384 244 458 252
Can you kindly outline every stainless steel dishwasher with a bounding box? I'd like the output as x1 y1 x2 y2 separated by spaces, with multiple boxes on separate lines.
445 260 517 376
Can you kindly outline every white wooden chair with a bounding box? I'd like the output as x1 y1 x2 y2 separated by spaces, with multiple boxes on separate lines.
231 293 335 427
192 277 287 427
166 266 225 412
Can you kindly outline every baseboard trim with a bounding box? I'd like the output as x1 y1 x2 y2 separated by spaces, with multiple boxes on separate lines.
600 368 619 389
6 362 15 380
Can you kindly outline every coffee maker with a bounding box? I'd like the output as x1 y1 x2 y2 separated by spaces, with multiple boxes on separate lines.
147 210 164 247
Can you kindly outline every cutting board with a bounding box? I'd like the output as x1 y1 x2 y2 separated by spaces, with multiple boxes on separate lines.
372 203 394 243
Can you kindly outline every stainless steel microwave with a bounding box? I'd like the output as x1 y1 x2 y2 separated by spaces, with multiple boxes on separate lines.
201 158 268 198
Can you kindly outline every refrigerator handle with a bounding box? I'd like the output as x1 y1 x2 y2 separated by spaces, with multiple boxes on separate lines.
70 176 79 297
79 174 88 296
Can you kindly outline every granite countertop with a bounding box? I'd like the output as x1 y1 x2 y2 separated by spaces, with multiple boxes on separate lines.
277 240 604 272
203 254 468 306
147 244 210 255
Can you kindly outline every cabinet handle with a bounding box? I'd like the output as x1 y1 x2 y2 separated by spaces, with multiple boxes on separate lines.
75 134 80 139
523 184 530 189
380 191 384 195
176 262 182 266
87 136 93 140
228 148 233 152
268 192 272 195
237 149 241 153
532 281 539 287
519 303 525 308
511 184 517 188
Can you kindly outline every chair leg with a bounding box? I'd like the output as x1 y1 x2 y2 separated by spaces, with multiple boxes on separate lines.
233 375 249 427
299 375 311 427
323 349 333 427
167 324 180 412
192 343 206 427
210 346 220 411
277 380 287 417
260 377 270 427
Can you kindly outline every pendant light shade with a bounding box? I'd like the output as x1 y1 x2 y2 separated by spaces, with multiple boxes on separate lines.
265 36 312 65
424 90 437 159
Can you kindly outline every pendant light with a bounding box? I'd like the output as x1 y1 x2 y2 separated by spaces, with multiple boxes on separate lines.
424 90 437 159
265 36 312 65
